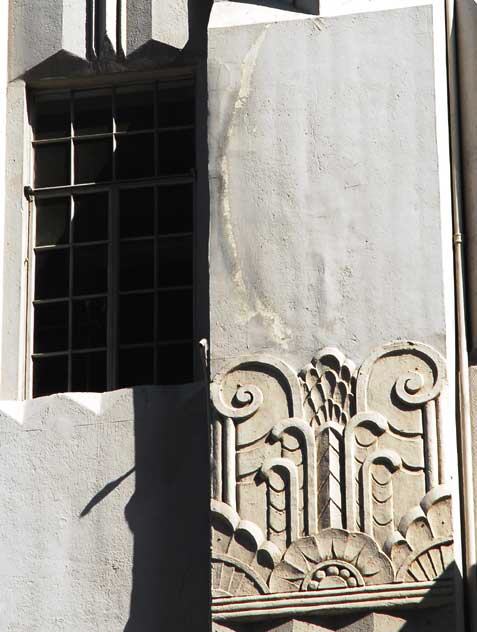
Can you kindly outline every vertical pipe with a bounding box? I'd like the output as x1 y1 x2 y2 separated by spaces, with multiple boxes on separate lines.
445 1 477 629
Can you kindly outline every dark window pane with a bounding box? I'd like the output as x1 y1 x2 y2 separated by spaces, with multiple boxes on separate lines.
119 293 154 344
157 184 193 235
116 89 154 132
157 289 193 341
157 236 193 288
73 297 107 349
157 343 193 384
71 351 107 392
116 134 154 180
157 84 194 127
73 193 108 242
35 143 70 188
33 301 69 353
120 240 154 291
33 355 68 397
73 245 108 295
119 188 154 238
35 249 69 299
118 347 154 388
74 138 112 184
157 129 194 175
33 97 70 140
74 91 112 135
36 197 70 246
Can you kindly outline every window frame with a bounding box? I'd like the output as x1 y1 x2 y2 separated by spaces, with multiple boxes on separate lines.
25 76 199 398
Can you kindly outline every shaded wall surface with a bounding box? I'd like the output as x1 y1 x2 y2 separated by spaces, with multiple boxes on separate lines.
0 385 209 631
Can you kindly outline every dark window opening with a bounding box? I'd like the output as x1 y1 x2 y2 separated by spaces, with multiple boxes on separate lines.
30 81 196 397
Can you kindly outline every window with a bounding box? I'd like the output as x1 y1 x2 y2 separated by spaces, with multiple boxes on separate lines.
28 81 196 397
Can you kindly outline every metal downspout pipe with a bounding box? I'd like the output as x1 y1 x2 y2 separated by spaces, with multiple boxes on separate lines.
445 1 477 628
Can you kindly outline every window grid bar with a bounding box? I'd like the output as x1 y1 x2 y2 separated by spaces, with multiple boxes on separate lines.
34 244 69 252
119 285 193 297
30 174 194 197
154 83 159 186
118 231 193 243
33 347 107 358
119 235 155 244
32 126 195 146
153 186 159 383
34 292 108 304
109 89 118 390
35 239 109 251
192 176 197 382
112 88 117 184
70 95 74 187
109 185 118 390
67 194 73 391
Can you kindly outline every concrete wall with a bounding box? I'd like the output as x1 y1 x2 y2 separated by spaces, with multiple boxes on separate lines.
0 385 209 631
208 2 454 375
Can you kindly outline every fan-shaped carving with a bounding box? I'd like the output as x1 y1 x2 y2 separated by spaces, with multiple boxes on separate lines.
384 486 453 582
269 529 394 593
211 500 281 597
301 348 356 428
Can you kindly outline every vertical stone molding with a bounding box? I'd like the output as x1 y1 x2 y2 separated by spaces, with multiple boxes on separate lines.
126 0 189 56
9 0 190 78
10 0 88 78
210 341 456 624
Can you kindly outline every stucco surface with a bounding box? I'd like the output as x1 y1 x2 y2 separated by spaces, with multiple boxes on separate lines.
0 385 209 631
208 6 448 373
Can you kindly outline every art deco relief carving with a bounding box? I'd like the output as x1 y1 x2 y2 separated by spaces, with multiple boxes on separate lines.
210 341 455 618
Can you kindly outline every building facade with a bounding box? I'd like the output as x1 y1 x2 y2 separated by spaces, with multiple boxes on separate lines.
0 1 476 631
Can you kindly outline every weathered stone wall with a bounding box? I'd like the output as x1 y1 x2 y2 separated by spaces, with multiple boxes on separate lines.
208 2 454 374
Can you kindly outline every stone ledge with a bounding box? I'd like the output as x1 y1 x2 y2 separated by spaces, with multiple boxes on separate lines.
212 578 453 622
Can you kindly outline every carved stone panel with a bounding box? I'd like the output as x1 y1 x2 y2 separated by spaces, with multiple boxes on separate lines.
210 341 456 623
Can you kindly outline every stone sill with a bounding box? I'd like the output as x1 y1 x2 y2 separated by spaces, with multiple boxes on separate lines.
212 578 453 623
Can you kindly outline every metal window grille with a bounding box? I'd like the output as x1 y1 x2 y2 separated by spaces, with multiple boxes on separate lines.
27 80 196 397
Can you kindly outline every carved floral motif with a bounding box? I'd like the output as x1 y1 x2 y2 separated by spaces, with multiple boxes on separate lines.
210 341 454 602
269 529 394 593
